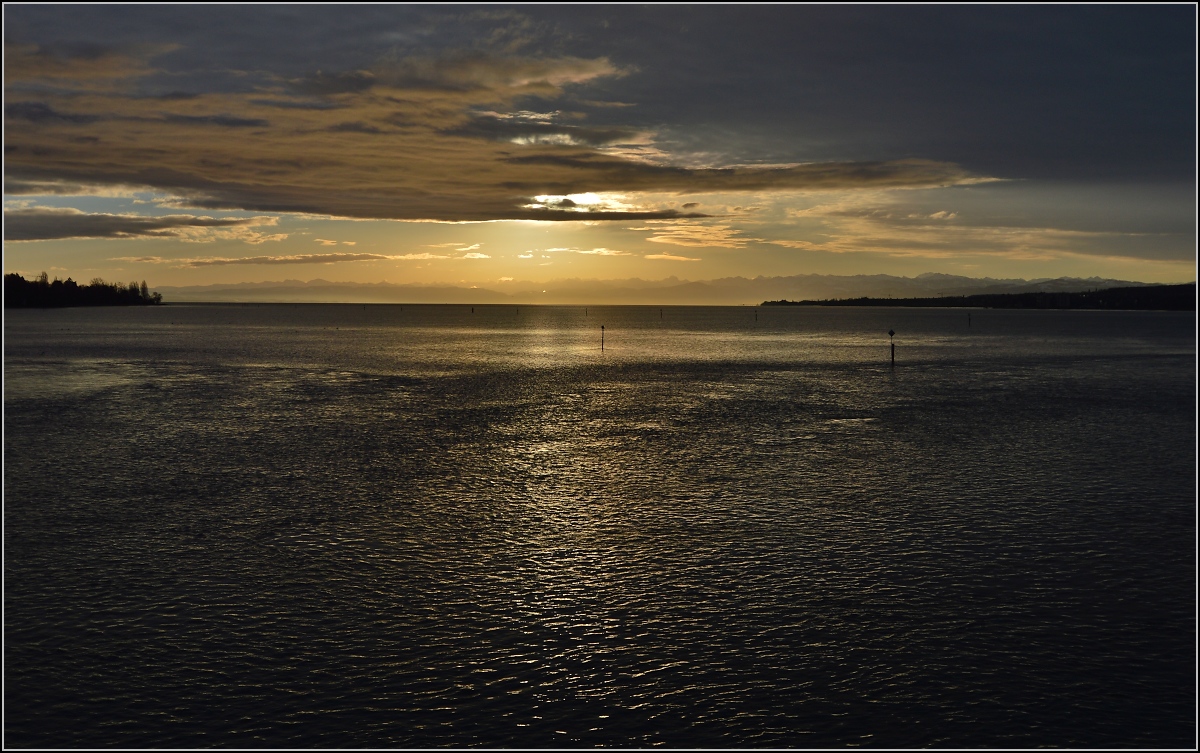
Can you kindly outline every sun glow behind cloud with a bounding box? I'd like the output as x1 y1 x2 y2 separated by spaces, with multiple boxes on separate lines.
524 193 638 213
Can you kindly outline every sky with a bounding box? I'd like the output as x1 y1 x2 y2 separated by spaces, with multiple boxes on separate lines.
3 4 1196 290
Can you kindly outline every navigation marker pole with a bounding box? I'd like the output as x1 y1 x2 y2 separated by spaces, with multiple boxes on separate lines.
601 325 605 352
889 329 896 368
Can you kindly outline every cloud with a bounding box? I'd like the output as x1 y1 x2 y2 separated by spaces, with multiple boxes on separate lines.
3 178 148 197
4 40 994 224
474 109 561 122
575 99 637 109
108 252 402 265
5 101 100 124
515 207 705 221
770 195 1191 262
292 69 377 96
790 201 963 226
4 41 178 86
315 238 357 246
544 246 628 256
250 98 345 110
4 206 285 243
444 113 647 147
7 102 270 129
460 252 490 258
179 252 395 266
644 253 701 261
373 53 627 93
500 154 993 195
164 113 270 128
109 255 172 263
762 239 821 249
326 121 384 134
634 222 756 248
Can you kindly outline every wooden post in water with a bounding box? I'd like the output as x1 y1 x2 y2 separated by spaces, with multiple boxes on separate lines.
889 329 895 368
601 325 605 351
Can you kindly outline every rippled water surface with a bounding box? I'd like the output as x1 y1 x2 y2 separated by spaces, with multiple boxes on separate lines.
5 304 1196 747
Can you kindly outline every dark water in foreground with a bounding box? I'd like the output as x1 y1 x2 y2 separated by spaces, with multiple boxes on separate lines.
4 304 1196 748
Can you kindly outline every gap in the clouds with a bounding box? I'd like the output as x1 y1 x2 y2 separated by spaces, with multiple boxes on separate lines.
7 191 248 219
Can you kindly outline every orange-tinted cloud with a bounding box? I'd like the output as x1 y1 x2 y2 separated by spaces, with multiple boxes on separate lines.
769 197 1187 262
5 44 994 223
181 252 394 266
5 42 178 88
112 252 441 266
4 206 285 243
634 222 757 248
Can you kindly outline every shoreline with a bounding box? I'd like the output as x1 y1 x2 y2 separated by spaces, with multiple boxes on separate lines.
763 283 1196 311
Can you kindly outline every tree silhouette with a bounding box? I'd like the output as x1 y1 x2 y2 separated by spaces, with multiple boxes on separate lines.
5 272 165 308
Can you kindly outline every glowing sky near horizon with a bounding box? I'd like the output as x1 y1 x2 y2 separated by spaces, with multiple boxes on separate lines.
3 5 1195 288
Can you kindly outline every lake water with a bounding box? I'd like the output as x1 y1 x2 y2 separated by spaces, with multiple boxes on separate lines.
4 304 1195 747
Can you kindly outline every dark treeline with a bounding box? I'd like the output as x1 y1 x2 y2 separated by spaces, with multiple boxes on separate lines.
5 272 163 308
763 283 1196 311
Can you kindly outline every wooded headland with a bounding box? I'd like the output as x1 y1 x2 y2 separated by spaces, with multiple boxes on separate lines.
763 283 1195 311
5 272 163 308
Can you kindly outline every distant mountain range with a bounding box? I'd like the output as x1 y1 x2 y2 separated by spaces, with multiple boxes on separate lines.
154 273 1174 305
